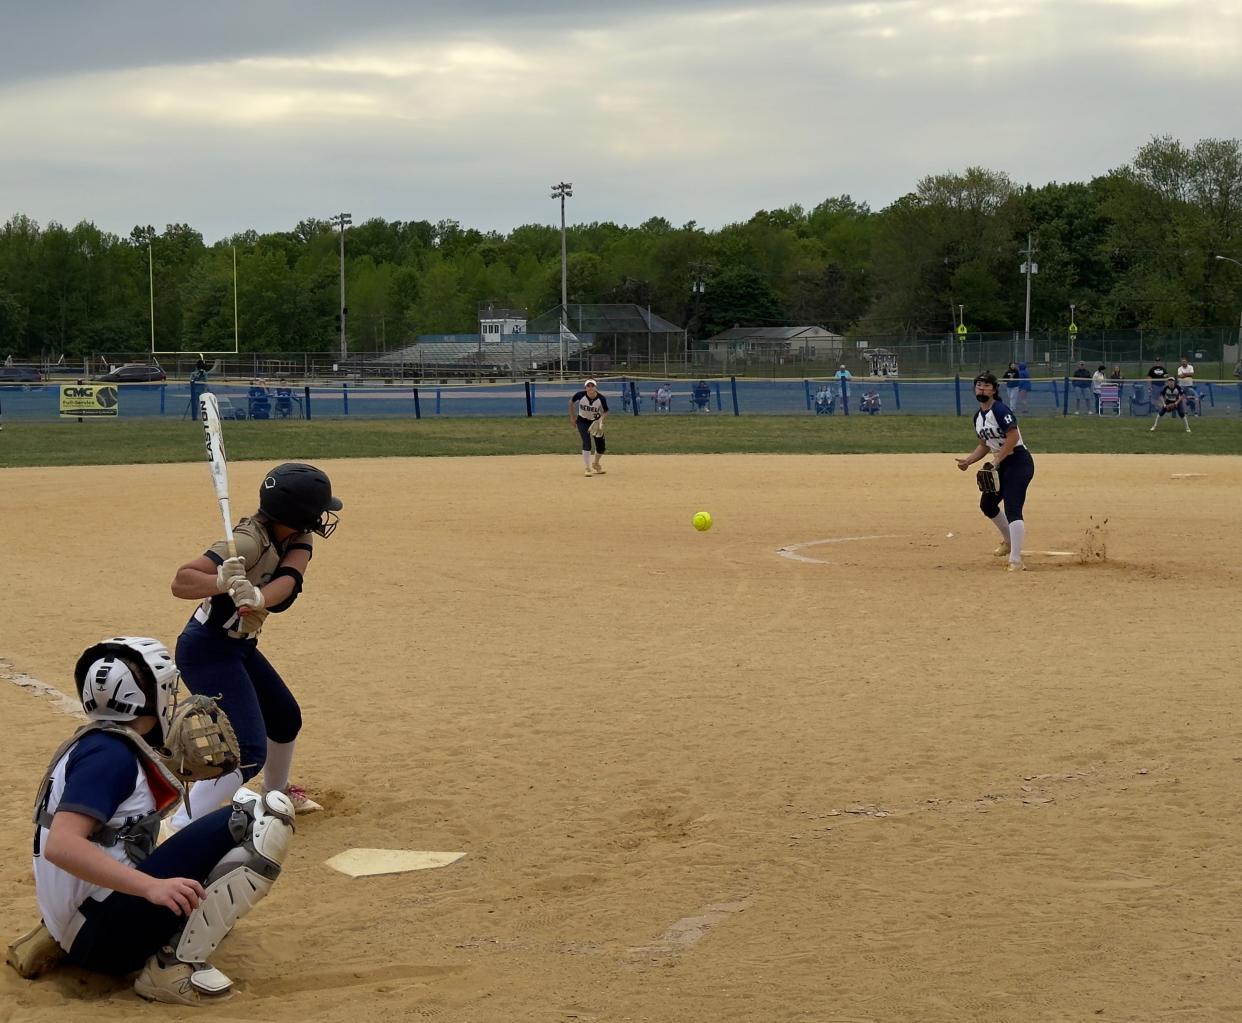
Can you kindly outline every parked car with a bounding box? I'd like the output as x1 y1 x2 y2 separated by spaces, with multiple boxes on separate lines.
96 364 167 382
0 365 45 385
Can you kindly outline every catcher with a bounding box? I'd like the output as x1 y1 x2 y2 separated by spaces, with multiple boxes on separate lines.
8 635 295 1006
955 371 1036 572
569 378 609 476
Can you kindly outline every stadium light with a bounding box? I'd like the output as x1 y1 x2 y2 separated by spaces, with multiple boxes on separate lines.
1217 255 1242 347
331 213 353 366
550 183 572 376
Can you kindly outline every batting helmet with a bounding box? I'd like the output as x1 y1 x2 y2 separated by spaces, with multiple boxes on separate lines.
258 462 343 537
75 636 179 744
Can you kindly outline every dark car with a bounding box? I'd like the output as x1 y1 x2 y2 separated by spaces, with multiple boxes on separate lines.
96 364 167 383
0 365 45 385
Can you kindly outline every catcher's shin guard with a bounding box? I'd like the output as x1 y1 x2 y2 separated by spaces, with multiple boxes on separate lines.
172 789 294 969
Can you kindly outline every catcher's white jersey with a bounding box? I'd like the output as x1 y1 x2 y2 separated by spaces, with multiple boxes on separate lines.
974 401 1024 453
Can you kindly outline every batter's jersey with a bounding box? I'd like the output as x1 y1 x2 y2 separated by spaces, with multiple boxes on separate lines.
974 401 1024 453
197 517 312 638
34 733 153 949
572 391 608 421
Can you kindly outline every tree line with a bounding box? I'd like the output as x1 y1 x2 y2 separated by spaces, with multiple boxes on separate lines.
1 136 1239 359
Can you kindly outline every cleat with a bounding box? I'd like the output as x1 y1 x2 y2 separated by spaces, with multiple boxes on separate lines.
1007 561 1027 573
584 469 593 477
134 951 232 1006
992 542 1010 558
281 783 322 813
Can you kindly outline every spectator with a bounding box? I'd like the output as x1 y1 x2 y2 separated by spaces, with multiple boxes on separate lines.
654 384 671 413
1176 356 1199 415
1091 364 1107 412
1002 361 1020 407
814 383 835 415
1071 360 1092 414
860 389 881 415
692 380 712 413
834 364 852 384
1109 364 1123 381
1016 362 1032 414
1146 359 1168 403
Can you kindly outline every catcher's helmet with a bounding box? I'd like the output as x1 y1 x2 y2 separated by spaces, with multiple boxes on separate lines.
75 636 179 744
259 462 343 537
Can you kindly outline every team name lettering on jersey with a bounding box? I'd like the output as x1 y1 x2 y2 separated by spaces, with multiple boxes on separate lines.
974 401 1024 453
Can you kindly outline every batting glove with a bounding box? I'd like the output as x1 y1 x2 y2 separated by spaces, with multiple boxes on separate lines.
216 556 247 592
228 578 265 611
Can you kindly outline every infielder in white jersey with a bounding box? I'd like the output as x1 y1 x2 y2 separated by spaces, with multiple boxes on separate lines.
569 378 609 476
955 371 1036 572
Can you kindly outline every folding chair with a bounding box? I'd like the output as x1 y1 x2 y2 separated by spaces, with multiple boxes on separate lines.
1097 384 1121 416
1128 382 1152 416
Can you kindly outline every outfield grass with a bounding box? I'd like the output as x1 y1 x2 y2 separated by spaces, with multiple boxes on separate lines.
1 414 1240 468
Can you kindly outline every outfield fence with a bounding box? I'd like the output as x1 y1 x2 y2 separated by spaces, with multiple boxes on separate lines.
3 375 1241 424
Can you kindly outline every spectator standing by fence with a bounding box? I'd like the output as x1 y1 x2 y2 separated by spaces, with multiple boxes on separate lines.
1147 360 1168 404
1071 361 1092 414
1091 364 1106 412
1016 363 1032 413
1176 356 1198 415
1002 362 1020 407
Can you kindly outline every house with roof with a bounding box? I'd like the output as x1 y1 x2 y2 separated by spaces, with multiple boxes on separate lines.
703 326 844 363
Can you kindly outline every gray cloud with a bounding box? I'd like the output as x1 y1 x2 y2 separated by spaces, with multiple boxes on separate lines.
1 1 1237 241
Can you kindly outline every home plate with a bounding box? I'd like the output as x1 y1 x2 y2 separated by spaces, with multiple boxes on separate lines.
325 849 466 878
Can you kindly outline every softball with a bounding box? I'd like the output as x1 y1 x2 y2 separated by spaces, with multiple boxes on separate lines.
692 511 713 532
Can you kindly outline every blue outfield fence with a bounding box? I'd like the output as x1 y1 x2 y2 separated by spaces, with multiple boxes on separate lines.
2 377 1240 423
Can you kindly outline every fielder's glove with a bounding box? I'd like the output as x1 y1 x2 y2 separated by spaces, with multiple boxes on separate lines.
216 556 247 592
975 462 1000 494
228 578 265 611
588 418 604 438
161 694 242 782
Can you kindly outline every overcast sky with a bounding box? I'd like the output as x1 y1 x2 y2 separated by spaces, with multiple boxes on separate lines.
1 1 1237 243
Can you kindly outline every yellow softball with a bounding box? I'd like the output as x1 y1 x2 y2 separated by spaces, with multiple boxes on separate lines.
692 511 713 532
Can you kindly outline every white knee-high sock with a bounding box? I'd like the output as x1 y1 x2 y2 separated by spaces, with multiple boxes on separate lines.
170 768 244 830
990 510 1010 541
263 739 296 794
582 450 592 468
1008 520 1026 563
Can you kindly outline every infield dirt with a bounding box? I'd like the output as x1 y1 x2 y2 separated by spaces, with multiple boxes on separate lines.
2 453 1239 1022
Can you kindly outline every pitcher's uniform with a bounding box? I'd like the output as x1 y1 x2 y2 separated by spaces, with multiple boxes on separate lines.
974 401 1035 523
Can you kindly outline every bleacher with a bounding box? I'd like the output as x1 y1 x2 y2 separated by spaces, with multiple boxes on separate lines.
369 334 595 377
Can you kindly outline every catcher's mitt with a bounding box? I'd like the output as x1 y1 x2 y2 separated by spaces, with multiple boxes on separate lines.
161 694 241 782
588 418 604 438
975 462 1000 494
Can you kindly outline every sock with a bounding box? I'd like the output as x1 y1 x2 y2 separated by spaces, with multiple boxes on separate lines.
264 739 296 794
989 510 1010 542
582 450 592 468
172 769 244 830
1008 520 1026 563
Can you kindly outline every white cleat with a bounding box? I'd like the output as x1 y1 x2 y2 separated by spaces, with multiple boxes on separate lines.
584 469 593 477
1007 561 1027 573
993 542 1011 558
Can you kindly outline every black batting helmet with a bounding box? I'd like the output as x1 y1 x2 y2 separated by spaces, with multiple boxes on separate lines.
258 463 343 537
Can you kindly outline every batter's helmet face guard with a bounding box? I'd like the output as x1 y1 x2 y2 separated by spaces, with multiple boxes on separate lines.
259 463 343 537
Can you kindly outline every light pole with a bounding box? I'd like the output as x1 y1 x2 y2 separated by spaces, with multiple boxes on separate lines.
1019 233 1038 363
550 182 572 377
330 212 353 367
147 240 156 357
1069 303 1076 362
1215 255 1242 350
232 245 240 352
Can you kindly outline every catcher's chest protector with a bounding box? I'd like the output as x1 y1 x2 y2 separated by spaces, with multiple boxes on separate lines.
32 723 182 862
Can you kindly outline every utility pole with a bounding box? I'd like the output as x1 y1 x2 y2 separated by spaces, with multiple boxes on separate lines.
1020 233 1038 363
1216 255 1242 350
330 212 353 367
550 183 572 377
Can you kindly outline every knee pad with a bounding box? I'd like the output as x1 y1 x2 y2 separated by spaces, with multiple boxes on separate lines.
174 789 295 965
